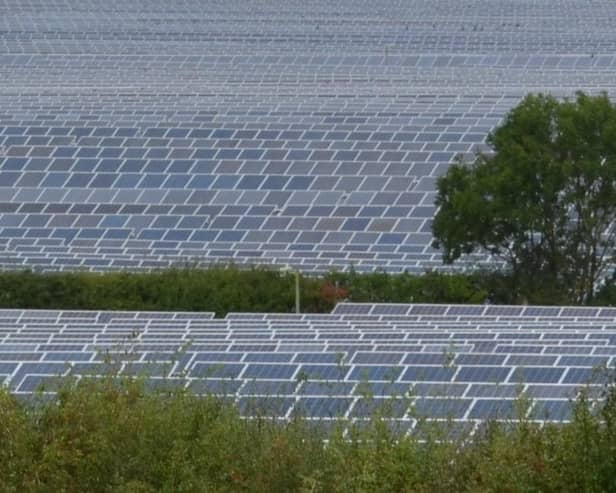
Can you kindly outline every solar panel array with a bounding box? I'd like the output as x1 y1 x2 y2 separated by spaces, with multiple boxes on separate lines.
2 303 614 427
2 1 616 272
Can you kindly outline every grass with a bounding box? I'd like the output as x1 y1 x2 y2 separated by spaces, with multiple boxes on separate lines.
1 374 616 492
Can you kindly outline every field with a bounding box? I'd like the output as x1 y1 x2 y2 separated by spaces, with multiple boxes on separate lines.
3 0 616 489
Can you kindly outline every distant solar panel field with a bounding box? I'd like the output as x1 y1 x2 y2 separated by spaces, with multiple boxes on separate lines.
2 0 616 272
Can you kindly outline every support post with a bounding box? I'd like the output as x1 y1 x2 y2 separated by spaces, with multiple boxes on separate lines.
295 270 300 314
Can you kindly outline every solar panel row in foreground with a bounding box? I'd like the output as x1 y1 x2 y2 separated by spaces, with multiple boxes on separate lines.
1 303 614 428
2 1 616 271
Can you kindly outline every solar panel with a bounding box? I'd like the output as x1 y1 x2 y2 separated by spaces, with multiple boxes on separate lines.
2 304 614 427
1 1 614 272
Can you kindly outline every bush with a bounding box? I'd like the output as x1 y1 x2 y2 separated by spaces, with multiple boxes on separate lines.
1 374 616 492
327 269 490 304
0 265 598 314
0 267 328 316
0 267 530 316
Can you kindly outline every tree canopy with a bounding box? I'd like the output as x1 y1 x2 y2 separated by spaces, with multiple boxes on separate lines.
432 91 616 304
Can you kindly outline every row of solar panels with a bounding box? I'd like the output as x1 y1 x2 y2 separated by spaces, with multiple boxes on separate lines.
2 54 613 67
3 301 616 321
0 305 614 424
3 67 612 91
6 41 609 57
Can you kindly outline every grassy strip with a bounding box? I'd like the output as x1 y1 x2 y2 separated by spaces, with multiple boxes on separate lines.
1 376 616 492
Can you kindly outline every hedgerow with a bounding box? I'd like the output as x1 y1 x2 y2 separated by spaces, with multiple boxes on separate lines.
0 267 556 315
1 375 616 492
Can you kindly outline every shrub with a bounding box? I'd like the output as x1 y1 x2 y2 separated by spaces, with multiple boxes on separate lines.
1 373 615 491
0 267 527 315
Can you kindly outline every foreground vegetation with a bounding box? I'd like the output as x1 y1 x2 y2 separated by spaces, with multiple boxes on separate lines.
1 376 615 492
3 267 616 315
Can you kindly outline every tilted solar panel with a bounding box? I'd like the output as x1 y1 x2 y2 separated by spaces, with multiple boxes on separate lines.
1 304 615 427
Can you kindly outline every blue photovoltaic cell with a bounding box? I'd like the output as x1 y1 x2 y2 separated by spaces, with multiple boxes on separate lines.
455 366 511 382
240 381 298 396
189 379 243 395
295 397 353 418
243 364 297 380
510 367 564 384
191 362 244 379
468 399 517 420
298 364 348 380
351 398 409 418
414 398 472 419
401 366 457 382
348 365 404 381
531 400 572 421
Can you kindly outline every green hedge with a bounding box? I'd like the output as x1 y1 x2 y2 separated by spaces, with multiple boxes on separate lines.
0 266 607 315
1 375 616 492
0 268 517 315
0 268 319 315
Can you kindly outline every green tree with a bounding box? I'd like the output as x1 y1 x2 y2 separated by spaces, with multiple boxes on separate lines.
433 92 616 304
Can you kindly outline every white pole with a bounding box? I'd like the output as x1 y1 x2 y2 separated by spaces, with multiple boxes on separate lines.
295 270 300 314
